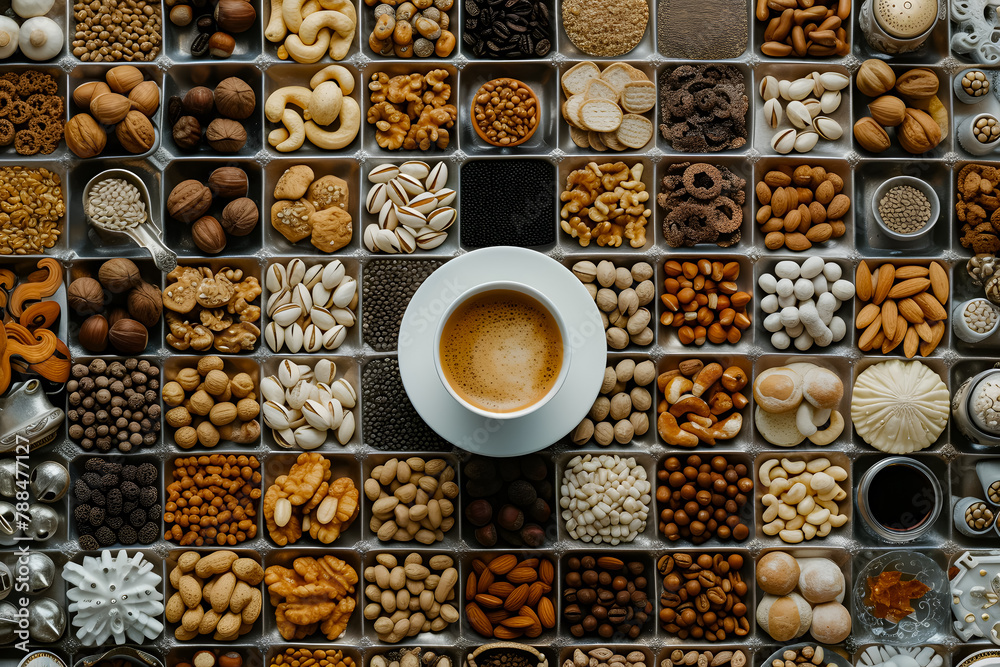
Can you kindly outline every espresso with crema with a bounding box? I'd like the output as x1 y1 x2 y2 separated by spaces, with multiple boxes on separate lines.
439 289 563 413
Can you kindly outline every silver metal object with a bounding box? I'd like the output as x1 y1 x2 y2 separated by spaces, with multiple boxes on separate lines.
28 597 65 644
25 553 55 594
0 501 15 546
0 562 11 601
83 169 176 273
29 461 70 504
0 380 64 454
0 600 19 644
0 459 16 497
75 646 163 667
25 504 59 542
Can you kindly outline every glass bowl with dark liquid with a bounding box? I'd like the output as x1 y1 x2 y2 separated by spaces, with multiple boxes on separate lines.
856 456 942 542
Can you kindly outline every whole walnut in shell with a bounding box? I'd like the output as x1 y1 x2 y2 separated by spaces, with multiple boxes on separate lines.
206 118 247 153
98 258 142 293
68 277 105 315
173 115 202 150
127 282 164 327
221 198 259 236
214 77 256 120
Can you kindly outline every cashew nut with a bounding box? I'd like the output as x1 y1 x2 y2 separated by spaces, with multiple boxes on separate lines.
663 376 693 404
784 514 805 530
825 465 848 481
273 108 306 151
692 363 723 396
310 64 355 94
805 457 831 472
318 0 357 22
304 95 360 149
302 0 321 14
282 0 308 32
265 0 287 41
656 411 699 448
307 80 343 126
828 513 848 527
808 471 835 494
329 27 354 60
806 508 830 525
779 528 804 543
777 502 796 521
265 85 313 122
782 482 807 505
816 521 832 536
763 519 785 535
768 477 790 497
795 402 818 437
807 410 844 446
268 126 289 145
759 459 780 486
762 494 779 522
780 457 805 474
283 29 332 63
299 10 354 43
802 523 817 540
796 495 815 516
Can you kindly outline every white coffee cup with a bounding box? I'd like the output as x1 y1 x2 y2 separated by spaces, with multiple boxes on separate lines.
433 281 572 420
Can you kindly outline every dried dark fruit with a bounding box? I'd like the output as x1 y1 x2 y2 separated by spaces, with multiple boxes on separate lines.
167 95 184 127
196 14 215 32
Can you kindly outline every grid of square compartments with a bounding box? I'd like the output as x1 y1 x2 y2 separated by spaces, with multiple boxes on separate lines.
5 0 1000 662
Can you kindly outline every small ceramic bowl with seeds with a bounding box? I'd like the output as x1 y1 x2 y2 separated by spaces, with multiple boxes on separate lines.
871 175 939 243
960 113 1000 156
955 69 991 105
954 496 996 537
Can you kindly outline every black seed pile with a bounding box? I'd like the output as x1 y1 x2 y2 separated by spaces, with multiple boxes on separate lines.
362 357 450 451
362 259 444 352
73 457 160 549
67 358 161 452
460 160 555 247
463 453 554 548
463 0 552 58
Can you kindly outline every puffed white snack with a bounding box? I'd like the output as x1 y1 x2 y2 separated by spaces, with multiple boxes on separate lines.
760 258 852 350
560 454 650 545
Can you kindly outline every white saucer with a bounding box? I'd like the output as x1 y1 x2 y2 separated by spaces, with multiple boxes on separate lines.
398 247 607 456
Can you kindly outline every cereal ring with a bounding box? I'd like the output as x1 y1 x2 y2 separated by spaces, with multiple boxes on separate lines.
39 137 59 155
28 114 54 137
682 163 723 199
14 129 40 156
0 80 15 97
0 92 11 118
717 229 741 247
7 100 30 125
34 73 57 96
710 196 742 233
25 94 48 113
41 95 63 117
0 119 13 146
0 73 19 85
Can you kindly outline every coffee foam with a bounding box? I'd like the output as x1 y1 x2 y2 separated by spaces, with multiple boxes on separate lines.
440 290 563 413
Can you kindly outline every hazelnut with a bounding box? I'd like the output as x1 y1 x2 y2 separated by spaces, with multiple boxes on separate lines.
127 282 163 327
108 318 148 355
209 32 236 58
182 86 215 117
206 118 247 153
214 77 255 120
68 277 105 315
79 314 110 353
218 653 242 667
192 215 228 254
465 499 492 526
98 258 142 294
221 197 258 236
214 0 256 32
208 167 248 198
170 4 193 25
192 651 216 667
172 115 203 150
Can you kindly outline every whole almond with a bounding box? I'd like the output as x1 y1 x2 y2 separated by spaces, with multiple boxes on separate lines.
881 300 898 339
913 291 947 321
888 277 931 299
806 223 832 243
756 182 772 204
856 303 881 328
897 298 925 324
856 261 873 301
919 321 945 356
784 232 812 251
826 193 850 219
764 170 792 187
903 327 920 358
859 316 882 350
929 261 949 304
894 265 929 279
873 264 895 304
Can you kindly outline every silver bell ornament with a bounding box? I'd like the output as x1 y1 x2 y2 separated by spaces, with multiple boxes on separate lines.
0 502 16 546
28 597 64 643
29 461 69 503
0 562 11 600
0 600 19 644
25 504 58 541
0 459 16 497
25 553 55 594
